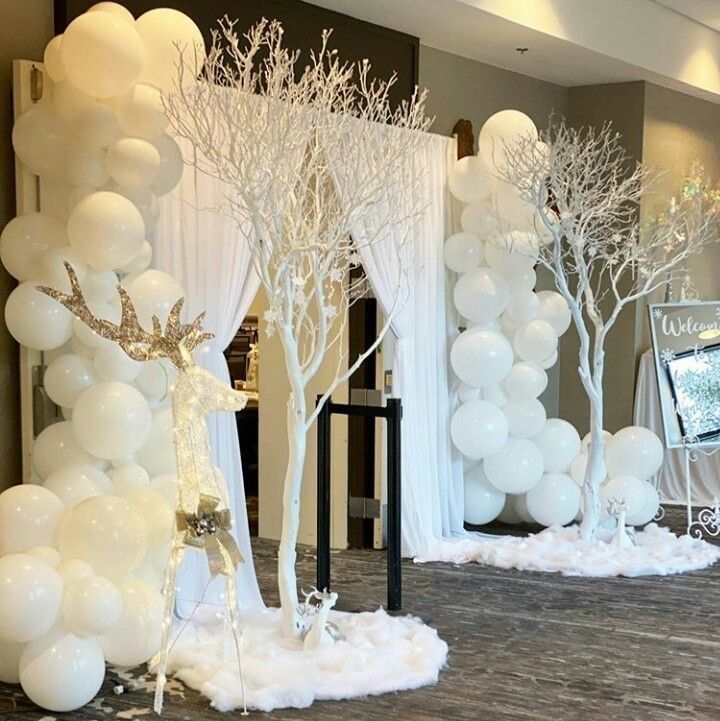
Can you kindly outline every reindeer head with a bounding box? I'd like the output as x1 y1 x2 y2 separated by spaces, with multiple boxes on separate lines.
38 262 214 371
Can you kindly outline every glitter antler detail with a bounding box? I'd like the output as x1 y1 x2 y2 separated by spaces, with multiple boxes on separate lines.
38 262 214 369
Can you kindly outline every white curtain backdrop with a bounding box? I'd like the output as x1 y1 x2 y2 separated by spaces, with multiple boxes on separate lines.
343 133 465 556
155 137 264 612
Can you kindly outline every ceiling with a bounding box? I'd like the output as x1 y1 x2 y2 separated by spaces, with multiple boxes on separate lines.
655 0 720 31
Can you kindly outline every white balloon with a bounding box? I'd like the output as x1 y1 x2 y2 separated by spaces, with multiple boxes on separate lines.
38 246 88 293
88 1 135 24
570 453 588 486
135 408 177 476
503 362 547 401
0 641 24 684
482 383 508 408
32 421 104 480
448 155 492 204
0 554 62 643
504 399 546 438
450 400 508 460
483 438 544 493
63 575 123 636
484 232 538 277
456 382 480 403
151 133 184 195
74 101 121 148
535 418 581 473
460 201 497 238
109 464 150 494
107 137 161 189
135 359 174 401
536 290 572 335
602 475 648 524
0 485 64 555
453 267 509 323
526 473 581 527
124 488 173 554
509 267 537 292
60 11 143 98
93 344 142 382
605 426 664 482
450 327 513 388
112 185 159 230
73 382 151 459
136 8 206 92
493 180 538 230
513 319 558 364
19 629 105 712
43 35 66 83
47 354 94 405
56 559 94 586
68 191 145 270
478 109 538 173
540 350 558 370
581 429 613 455
26 546 62 567
122 269 184 326
12 102 68 181
51 81 95 123
149 474 179 507
120 240 153 274
82 267 120 304
117 83 168 139
464 464 505 525
504 289 539 324
1 212 66 281
444 231 483 273
65 138 109 188
5 281 73 350
633 481 660 526
57 495 147 577
514 493 535 524
43 463 111 508
98 579 163 666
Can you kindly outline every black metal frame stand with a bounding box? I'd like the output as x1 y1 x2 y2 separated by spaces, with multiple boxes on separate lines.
316 396 402 610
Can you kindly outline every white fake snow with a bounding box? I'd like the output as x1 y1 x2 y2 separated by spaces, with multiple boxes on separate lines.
166 607 448 712
415 524 720 577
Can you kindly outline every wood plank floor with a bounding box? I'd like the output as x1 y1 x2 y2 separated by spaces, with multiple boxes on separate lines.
2 507 719 721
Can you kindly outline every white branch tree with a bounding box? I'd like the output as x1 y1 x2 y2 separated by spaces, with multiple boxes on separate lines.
499 120 719 541
164 18 430 635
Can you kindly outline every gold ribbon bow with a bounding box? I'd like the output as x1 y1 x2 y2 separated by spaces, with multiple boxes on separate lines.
176 494 244 577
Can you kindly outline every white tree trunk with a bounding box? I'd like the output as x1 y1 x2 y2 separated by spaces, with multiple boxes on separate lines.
277 388 307 637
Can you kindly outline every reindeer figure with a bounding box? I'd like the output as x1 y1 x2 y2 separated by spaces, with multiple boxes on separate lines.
299 588 342 650
607 497 636 551
39 263 248 715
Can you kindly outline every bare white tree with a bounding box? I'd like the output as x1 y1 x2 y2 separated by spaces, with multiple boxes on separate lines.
500 120 719 540
164 18 430 636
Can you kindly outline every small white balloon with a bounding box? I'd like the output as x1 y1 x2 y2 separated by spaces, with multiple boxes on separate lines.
483 438 544 493
602 475 648 524
151 133 184 195
503 362 547 401
32 421 105 480
73 101 121 148
581 429 613 455
460 201 497 238
112 185 159 230
526 473 580 527
482 383 508 408
513 319 558 364
38 246 88 293
510 267 537 292
1 212 66 281
43 35 66 83
464 464 505 525
503 399 546 438
56 559 94 586
25 546 62 567
65 138 109 188
536 290 572 335
451 400 509 460
93 344 142 382
456 382 480 403
88 1 135 24
632 481 660 526
135 408 177 476
119 240 153 274
444 231 483 273
121 269 184 326
0 485 64 555
117 83 168 139
484 232 538 277
5 281 73 351
535 418 581 473
51 81 95 123
540 350 558 370
478 109 538 173
63 575 123 636
43 463 111 508
504 289 539 325
149 474 179 507
448 156 492 204
605 426 664 482
107 137 161 189
453 267 509 323
450 327 513 389
82 268 119 303
12 102 68 181
109 464 150 494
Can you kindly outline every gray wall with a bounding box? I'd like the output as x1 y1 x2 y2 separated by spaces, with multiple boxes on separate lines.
0 0 54 490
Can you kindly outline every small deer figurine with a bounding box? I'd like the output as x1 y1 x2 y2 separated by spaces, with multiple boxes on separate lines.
607 497 635 550
39 263 248 714
299 587 342 650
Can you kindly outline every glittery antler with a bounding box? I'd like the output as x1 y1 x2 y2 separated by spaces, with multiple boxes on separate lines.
38 262 214 369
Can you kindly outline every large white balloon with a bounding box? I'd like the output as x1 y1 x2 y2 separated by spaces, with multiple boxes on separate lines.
535 419 581 473
98 579 163 666
12 102 68 181
151 133 184 195
57 495 148 577
605 426 664 482
448 156 492 204
450 327 513 388
444 231 483 273
1 212 66 281
464 464 505 525
72 382 151 459
107 137 161 189
478 109 538 173
5 281 73 351
0 485 64 555
136 9 206 92
32 421 105 480
43 463 111 508
453 267 509 323
121 269 184 326
536 290 572 335
450 400 508 460
460 201 497 238
117 83 168 139
503 362 547 401
503 399 546 438
483 438 544 493
526 473 580 526
44 353 96 408
19 629 105 712
135 408 177 476
124 488 173 556
513 319 558 364
67 191 145 270
60 11 143 98
63 575 123 636
0 554 62 643
88 1 135 23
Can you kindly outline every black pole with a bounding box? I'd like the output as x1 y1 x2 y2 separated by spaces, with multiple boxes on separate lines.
316 396 332 592
386 398 402 611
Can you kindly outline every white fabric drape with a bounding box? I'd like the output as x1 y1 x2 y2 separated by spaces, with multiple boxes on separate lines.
344 133 465 556
634 350 720 504
155 137 263 611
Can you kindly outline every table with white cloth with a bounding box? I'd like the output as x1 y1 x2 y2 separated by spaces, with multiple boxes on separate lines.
634 349 720 505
